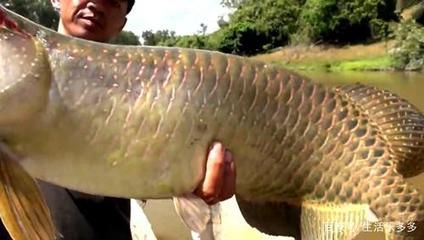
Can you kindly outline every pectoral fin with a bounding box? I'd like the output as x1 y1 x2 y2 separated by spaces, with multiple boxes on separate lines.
0 149 56 240
173 193 214 238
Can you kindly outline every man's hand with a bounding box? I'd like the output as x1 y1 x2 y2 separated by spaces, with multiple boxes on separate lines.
193 142 236 205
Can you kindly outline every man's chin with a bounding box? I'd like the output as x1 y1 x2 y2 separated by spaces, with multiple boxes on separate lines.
72 28 107 42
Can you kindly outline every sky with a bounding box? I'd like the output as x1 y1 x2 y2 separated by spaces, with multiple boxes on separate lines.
124 0 231 37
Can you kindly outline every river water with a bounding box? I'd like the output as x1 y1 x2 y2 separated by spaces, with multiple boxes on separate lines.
301 71 424 111
144 71 424 240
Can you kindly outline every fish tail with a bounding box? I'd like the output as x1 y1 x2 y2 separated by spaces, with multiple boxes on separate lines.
366 169 424 239
336 84 424 177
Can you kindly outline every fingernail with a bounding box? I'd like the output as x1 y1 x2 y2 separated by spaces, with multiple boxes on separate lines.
224 150 233 163
209 142 224 152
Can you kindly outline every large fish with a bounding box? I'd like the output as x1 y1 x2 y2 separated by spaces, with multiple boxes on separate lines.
0 5 423 240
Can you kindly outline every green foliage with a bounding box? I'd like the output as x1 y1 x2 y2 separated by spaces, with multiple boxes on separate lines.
214 0 301 55
369 18 392 40
141 0 302 55
174 35 209 49
220 0 244 9
1 0 59 29
328 56 393 71
212 22 268 55
141 30 176 46
110 31 141 45
141 29 211 49
390 20 424 70
295 0 395 44
216 0 397 54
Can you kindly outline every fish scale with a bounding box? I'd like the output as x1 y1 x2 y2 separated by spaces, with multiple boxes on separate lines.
0 5 424 240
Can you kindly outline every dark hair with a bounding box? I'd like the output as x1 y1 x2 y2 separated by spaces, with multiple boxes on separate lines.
127 0 135 14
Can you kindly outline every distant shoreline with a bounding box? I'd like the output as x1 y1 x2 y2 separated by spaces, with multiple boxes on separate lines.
251 41 422 72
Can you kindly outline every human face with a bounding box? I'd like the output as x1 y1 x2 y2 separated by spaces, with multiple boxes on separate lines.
58 0 128 42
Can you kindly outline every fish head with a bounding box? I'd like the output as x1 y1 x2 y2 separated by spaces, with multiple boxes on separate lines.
0 7 51 125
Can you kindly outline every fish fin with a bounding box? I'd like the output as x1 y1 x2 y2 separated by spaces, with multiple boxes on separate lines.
335 84 424 177
236 196 300 238
173 193 212 234
0 149 56 240
300 201 374 240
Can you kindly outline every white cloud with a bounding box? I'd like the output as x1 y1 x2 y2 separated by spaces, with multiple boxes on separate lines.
124 0 230 37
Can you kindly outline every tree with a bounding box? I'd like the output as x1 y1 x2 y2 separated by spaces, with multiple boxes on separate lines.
110 30 141 45
390 1 424 70
1 0 59 29
175 35 209 49
220 0 245 8
141 30 177 46
217 16 229 28
221 0 306 9
198 23 208 36
295 0 396 44
214 0 301 55
396 0 424 21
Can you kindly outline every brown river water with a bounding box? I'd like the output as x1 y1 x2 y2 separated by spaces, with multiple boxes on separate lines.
144 71 424 240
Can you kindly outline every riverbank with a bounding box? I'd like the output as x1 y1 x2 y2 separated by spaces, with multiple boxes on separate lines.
252 41 396 71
